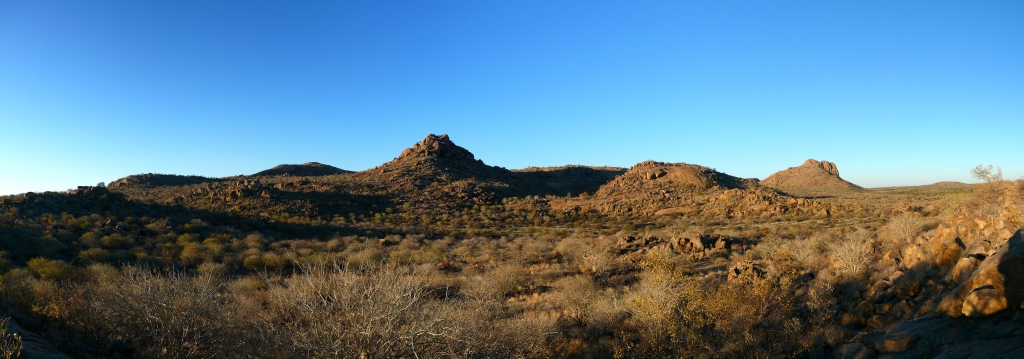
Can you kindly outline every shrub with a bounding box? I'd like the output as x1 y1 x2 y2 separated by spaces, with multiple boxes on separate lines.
26 258 74 282
100 234 130 249
79 266 254 358
463 263 527 302
241 255 264 271
830 240 870 276
551 275 599 326
265 263 462 358
557 236 614 274
885 213 924 243
79 232 102 248
78 248 110 264
179 243 205 265
197 262 229 278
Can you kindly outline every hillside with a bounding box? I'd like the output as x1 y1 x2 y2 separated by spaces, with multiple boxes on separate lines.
253 162 351 177
512 165 626 197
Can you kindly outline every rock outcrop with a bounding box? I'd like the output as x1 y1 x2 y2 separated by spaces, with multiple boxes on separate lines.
837 312 1024 359
397 134 477 161
938 227 1024 317
804 159 839 176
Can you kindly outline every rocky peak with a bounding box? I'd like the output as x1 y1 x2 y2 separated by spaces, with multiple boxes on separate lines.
398 134 476 161
803 159 839 176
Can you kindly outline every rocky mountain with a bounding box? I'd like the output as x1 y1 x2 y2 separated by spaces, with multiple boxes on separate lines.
253 162 351 177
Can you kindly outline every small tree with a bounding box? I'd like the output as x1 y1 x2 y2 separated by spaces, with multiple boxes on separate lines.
971 165 1003 183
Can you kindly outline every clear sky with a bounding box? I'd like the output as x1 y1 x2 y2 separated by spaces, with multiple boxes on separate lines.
1 1 1021 195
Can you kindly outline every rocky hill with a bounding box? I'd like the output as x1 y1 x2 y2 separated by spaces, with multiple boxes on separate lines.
108 173 221 189
762 159 860 196
549 160 835 217
253 162 351 177
356 134 515 190
100 136 851 220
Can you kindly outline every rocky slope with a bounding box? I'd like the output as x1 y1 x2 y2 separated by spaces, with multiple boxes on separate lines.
835 180 1024 358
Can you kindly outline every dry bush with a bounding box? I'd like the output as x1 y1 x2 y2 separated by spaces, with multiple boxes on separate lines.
550 275 600 326
785 234 829 271
620 252 818 358
463 263 527 302
265 262 468 358
197 262 229 277
435 301 555 358
884 213 924 243
940 192 968 214
750 235 828 271
75 266 259 358
556 236 614 274
0 269 43 312
341 243 384 267
750 236 786 262
829 239 871 277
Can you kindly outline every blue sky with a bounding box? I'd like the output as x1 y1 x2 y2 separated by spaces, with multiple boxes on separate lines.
1 1 1021 195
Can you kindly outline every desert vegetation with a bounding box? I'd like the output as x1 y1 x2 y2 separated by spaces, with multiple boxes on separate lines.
0 135 1021 358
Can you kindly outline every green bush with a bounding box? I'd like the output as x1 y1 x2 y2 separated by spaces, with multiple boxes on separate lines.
100 234 130 249
78 248 110 264
26 258 74 282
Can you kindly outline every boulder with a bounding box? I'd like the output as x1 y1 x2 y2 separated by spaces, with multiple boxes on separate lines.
838 342 876 359
874 332 921 354
950 257 980 284
962 287 1008 317
947 227 1024 317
